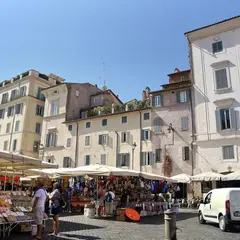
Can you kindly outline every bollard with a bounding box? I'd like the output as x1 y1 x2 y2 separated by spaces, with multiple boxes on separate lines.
164 209 177 240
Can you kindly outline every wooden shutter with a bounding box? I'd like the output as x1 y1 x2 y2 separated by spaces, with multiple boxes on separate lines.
53 133 57 147
36 105 39 115
116 154 121 167
230 108 236 129
121 132 124 143
46 134 49 147
141 130 144 141
98 135 102 145
160 95 163 106
152 96 155 107
176 92 180 103
185 147 190 160
140 152 144 166
215 110 221 131
126 153 130 167
182 147 185 160
186 90 190 102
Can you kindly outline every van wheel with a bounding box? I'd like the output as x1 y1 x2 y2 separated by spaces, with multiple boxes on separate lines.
198 212 206 224
219 216 228 232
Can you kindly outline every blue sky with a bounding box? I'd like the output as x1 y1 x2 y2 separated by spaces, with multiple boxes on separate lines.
0 1 239 102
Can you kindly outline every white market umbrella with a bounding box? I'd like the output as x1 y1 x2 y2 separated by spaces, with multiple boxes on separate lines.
140 172 175 182
170 173 191 183
222 171 240 181
56 164 139 177
190 171 224 181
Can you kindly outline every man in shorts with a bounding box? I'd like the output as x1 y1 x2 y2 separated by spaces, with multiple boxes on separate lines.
32 182 47 240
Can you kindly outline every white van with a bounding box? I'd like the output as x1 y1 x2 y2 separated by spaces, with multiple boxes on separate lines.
198 188 240 231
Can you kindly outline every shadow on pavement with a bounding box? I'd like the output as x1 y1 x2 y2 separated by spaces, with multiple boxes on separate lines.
8 219 104 240
206 222 240 233
57 233 101 240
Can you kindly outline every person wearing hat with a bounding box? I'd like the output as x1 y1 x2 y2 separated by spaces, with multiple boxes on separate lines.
49 182 62 235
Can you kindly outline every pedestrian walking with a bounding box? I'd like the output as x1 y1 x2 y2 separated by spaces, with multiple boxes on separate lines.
49 182 63 235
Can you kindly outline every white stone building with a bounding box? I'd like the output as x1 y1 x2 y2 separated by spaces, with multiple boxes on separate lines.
185 16 240 174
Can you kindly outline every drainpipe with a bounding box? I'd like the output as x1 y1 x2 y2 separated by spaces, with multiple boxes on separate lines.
115 131 119 166
75 121 79 167
139 111 142 172
187 38 196 177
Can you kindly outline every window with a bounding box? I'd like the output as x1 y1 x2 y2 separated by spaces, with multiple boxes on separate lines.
66 138 72 148
215 68 228 90
3 141 8 151
84 155 90 165
50 101 59 116
15 103 23 114
212 41 223 54
99 134 108 145
153 95 162 107
37 87 45 101
36 105 44 117
35 123 41 134
121 132 129 143
6 123 11 133
15 120 20 132
177 90 189 103
10 89 18 101
12 139 17 151
182 146 190 161
0 109 5 119
76 90 80 97
143 112 150 120
102 119 107 126
205 193 212 204
216 108 236 131
33 141 39 153
0 125 1 133
101 154 107 165
19 86 26 97
81 111 86 119
1 93 8 104
85 136 90 146
86 122 91 128
141 152 153 166
68 125 72 131
122 116 127 124
222 145 234 160
46 132 57 147
155 149 162 162
153 117 162 133
141 129 151 141
117 153 130 167
63 157 73 168
181 116 189 131
7 106 14 117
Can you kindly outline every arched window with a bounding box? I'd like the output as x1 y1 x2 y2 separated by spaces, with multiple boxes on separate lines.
154 117 162 133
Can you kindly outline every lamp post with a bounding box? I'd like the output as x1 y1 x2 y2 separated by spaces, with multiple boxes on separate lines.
167 123 174 145
132 142 137 170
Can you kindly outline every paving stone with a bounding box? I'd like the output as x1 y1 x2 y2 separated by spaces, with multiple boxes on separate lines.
7 212 240 240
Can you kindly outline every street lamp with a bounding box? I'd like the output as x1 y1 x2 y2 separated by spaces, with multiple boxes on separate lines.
132 142 137 170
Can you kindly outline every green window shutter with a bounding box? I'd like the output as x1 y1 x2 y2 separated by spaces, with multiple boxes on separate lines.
176 92 180 103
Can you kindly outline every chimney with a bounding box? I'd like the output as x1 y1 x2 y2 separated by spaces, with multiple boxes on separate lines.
174 68 180 73
142 90 146 101
145 87 150 98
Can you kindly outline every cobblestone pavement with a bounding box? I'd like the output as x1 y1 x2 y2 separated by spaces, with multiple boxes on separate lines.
9 211 240 240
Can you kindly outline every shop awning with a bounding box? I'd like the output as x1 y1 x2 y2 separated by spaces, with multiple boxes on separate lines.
0 150 58 170
221 171 240 181
170 174 191 183
190 171 224 181
139 172 172 181
56 164 140 177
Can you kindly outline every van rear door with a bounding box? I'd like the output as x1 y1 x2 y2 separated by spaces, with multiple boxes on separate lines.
229 190 240 220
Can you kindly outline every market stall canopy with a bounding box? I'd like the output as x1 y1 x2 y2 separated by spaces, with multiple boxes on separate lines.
56 164 140 177
0 150 58 170
170 174 191 183
26 168 61 178
221 171 240 181
190 171 224 181
139 172 174 182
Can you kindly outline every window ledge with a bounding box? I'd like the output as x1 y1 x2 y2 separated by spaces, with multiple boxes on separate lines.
222 159 237 162
154 132 164 135
214 97 234 108
45 146 64 150
43 112 65 119
214 88 232 95
211 60 229 68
